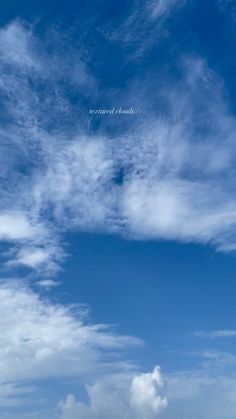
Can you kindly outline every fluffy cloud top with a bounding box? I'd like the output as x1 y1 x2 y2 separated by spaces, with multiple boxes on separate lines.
130 366 168 417
59 366 167 419
0 278 167 418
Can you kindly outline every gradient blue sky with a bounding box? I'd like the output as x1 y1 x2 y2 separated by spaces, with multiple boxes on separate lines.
1 1 236 418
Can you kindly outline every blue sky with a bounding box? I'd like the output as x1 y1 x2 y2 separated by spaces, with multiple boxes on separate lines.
1 1 236 418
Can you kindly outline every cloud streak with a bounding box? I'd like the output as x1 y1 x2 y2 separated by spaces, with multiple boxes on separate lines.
195 330 236 339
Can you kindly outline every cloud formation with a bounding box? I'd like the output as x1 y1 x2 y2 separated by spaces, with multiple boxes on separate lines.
1 16 236 418
1 21 236 276
162 351 236 419
59 366 167 419
195 330 236 339
0 280 143 413
130 366 168 417
147 0 186 19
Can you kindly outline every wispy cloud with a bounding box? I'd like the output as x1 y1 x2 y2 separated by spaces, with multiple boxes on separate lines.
164 368 236 419
36 278 61 289
1 22 236 276
0 279 168 418
195 330 236 339
147 0 186 20
0 280 144 413
161 348 236 419
1 18 236 418
101 0 187 59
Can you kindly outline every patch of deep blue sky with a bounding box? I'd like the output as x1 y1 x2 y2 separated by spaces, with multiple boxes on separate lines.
52 234 236 373
3 0 236 372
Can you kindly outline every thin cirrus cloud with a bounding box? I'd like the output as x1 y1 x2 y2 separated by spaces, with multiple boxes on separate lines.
163 367 236 419
102 0 187 59
147 0 186 19
195 330 236 339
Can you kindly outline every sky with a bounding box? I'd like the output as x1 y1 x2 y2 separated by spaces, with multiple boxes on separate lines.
1 0 236 418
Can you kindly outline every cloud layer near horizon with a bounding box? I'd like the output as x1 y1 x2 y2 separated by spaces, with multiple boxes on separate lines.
0 279 169 419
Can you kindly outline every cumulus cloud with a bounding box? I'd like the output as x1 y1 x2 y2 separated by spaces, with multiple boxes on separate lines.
0 279 167 418
130 366 168 417
59 366 167 419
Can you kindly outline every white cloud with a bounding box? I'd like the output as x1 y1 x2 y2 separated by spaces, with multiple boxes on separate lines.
0 213 40 241
163 368 236 419
14 247 51 267
0 280 167 418
130 366 168 417
31 137 115 230
148 0 186 20
201 350 236 370
0 20 39 69
2 15 236 419
121 177 236 245
59 366 167 419
36 279 61 289
195 330 236 339
0 281 142 411
103 0 187 60
2 22 236 275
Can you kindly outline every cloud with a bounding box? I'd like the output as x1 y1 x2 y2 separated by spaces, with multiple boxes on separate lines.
59 366 167 419
195 330 236 339
105 0 187 61
58 354 236 419
36 279 61 289
2 13 236 419
0 20 39 69
0 213 41 241
163 366 236 419
0 280 142 413
14 247 52 267
0 278 167 418
147 0 186 20
130 366 168 417
1 21 236 275
1 20 236 278
0 21 236 417
217 0 236 22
